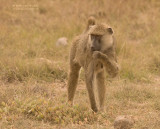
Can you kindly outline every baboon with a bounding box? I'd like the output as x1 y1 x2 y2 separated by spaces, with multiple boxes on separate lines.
84 16 96 32
67 17 119 112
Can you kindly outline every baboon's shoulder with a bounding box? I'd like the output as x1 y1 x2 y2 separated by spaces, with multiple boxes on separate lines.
72 34 88 46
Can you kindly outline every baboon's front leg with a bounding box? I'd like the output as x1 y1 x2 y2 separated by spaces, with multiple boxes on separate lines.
93 51 119 77
96 71 105 111
85 63 98 112
67 63 81 105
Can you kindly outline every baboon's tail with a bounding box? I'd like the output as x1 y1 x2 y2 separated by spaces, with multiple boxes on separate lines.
85 16 96 32
88 16 96 27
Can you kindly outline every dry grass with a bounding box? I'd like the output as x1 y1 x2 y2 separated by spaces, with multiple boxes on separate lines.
0 80 160 128
0 0 160 128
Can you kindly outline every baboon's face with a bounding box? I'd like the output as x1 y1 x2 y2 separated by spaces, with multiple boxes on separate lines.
90 34 102 51
89 28 114 52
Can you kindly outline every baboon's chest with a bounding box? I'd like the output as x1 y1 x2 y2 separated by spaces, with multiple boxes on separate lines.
76 49 92 68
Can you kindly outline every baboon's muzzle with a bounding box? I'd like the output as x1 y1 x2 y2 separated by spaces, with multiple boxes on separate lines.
91 46 96 51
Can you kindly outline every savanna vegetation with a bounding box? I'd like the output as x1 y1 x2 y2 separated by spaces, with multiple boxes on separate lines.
0 0 160 128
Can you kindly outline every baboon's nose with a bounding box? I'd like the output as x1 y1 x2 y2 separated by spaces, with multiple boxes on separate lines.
91 46 95 51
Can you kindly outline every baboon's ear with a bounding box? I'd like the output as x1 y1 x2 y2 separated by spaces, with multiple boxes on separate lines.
107 27 113 34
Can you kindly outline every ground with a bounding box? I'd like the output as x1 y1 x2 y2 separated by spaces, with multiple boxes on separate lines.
0 78 160 128
0 0 160 128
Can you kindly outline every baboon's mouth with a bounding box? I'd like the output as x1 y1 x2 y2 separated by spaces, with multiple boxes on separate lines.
91 48 100 52
91 47 96 51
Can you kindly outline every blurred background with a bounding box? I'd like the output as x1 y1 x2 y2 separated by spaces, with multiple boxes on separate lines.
0 1 160 128
0 0 160 82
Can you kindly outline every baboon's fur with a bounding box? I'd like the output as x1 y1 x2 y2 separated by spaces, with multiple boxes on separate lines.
84 16 96 32
67 17 119 112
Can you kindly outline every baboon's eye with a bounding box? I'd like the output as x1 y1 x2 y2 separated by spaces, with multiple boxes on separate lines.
96 35 101 43
97 35 102 39
91 35 94 40
98 38 101 43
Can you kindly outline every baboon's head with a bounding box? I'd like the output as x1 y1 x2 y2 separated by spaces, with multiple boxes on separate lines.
88 23 114 52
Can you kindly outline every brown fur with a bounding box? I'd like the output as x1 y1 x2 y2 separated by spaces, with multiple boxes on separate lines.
85 16 96 32
67 18 119 112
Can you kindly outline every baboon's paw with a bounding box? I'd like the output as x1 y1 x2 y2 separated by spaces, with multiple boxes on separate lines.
91 107 98 113
99 107 105 113
92 51 101 59
67 101 73 107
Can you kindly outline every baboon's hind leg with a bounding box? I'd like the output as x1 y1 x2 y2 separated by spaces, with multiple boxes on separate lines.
85 63 98 112
67 63 81 105
96 70 105 111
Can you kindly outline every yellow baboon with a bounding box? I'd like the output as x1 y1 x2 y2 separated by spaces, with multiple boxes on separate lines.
84 16 96 32
67 17 119 112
